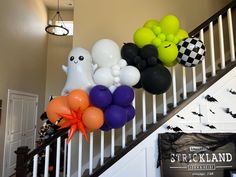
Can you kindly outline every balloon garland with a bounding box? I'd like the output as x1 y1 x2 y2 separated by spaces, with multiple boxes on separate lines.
46 15 206 143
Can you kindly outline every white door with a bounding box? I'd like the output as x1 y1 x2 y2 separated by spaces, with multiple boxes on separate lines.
3 90 38 177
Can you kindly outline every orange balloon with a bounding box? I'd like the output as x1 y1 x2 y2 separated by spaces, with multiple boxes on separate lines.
82 107 104 131
68 89 90 112
46 96 71 126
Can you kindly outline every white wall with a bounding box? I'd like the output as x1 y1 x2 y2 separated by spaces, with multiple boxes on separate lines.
100 67 236 177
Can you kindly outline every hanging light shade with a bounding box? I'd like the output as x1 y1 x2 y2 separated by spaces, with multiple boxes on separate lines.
45 0 69 36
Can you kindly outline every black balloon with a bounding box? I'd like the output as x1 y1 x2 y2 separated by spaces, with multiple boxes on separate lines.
147 56 158 66
133 79 142 88
121 43 139 65
140 44 158 59
141 64 172 94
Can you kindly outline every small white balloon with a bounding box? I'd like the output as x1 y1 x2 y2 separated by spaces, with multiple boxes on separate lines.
119 59 127 68
93 67 114 87
109 85 117 93
92 39 121 67
114 77 120 83
111 69 120 77
120 66 141 86
111 64 120 71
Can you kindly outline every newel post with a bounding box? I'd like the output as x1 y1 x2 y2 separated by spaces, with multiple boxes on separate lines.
15 146 30 177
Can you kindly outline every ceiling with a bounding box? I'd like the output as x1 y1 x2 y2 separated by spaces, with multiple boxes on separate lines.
42 0 73 10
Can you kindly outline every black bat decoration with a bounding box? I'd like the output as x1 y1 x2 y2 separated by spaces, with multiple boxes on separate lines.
205 95 218 102
176 114 185 119
187 125 194 129
205 124 216 129
209 109 215 114
192 111 203 117
166 125 182 132
225 108 236 118
172 127 182 132
229 89 236 95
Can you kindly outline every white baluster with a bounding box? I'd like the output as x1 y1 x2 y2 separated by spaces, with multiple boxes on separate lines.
218 15 225 69
100 131 104 166
32 154 38 177
132 96 136 140
56 137 61 177
200 29 206 84
63 139 67 177
192 67 197 92
111 129 115 157
152 95 157 124
78 132 83 177
172 67 177 107
67 140 71 177
163 93 167 116
89 132 94 175
182 66 187 99
44 145 50 177
122 125 126 148
227 8 235 62
142 90 147 132
209 22 216 76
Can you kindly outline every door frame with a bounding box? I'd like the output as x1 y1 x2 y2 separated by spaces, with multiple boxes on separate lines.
2 89 38 177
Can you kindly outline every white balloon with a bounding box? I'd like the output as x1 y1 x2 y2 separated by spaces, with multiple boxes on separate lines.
61 47 95 95
111 69 120 77
119 59 127 68
92 39 121 67
111 64 120 71
109 85 117 93
114 77 120 83
120 66 141 86
93 67 114 87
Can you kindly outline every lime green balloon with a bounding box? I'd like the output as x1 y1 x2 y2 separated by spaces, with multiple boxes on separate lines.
157 33 166 41
173 36 180 44
159 15 180 34
152 37 162 48
164 59 178 67
166 34 174 42
158 41 178 64
152 25 162 35
133 27 156 48
144 20 159 29
175 29 189 41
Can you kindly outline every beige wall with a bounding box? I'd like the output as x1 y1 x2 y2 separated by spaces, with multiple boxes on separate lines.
45 10 73 106
73 0 231 48
0 0 48 175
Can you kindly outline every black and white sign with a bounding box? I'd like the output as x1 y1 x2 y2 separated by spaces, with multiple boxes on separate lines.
159 133 236 177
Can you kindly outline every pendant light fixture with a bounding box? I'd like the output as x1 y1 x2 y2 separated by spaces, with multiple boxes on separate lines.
45 0 69 36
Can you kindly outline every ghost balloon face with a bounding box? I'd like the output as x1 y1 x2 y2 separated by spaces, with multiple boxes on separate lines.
61 47 95 95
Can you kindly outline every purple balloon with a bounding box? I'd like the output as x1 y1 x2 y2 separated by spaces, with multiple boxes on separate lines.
100 122 112 131
113 85 134 106
89 85 112 109
105 105 127 129
124 105 135 122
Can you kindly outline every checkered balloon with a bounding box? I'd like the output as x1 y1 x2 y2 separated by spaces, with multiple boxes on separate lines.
177 37 206 67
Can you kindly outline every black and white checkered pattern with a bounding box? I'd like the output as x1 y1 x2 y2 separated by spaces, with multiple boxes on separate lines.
177 37 206 67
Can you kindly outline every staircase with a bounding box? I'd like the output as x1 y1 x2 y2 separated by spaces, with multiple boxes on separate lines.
15 1 236 177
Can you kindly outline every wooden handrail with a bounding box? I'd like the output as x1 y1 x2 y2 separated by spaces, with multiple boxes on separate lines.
189 0 236 37
15 128 68 177
27 128 69 160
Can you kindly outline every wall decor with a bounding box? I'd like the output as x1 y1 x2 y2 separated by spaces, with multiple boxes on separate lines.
159 133 236 177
